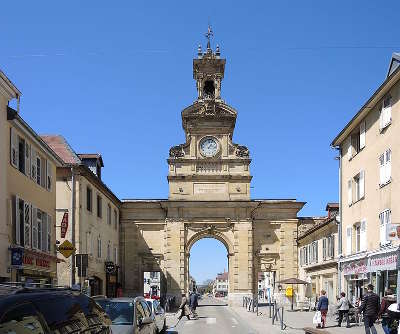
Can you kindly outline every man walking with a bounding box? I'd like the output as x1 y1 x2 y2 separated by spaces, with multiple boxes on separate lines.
359 284 380 334
190 291 199 319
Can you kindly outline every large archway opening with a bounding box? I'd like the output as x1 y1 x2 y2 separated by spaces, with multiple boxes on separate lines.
188 237 229 298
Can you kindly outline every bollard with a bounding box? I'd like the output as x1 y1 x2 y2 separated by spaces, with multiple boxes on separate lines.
256 299 259 315
269 301 272 318
281 307 284 330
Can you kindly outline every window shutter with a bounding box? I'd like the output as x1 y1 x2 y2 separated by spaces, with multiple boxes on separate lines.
31 147 37 180
14 196 20 245
359 170 365 198
347 137 352 160
330 235 335 258
386 149 391 183
41 213 48 252
346 227 352 255
347 179 352 205
359 121 366 149
10 128 19 168
385 98 392 125
322 238 326 260
379 212 387 245
41 159 47 188
24 202 31 248
47 215 52 252
46 160 52 191
379 154 385 185
360 219 367 251
25 143 31 177
32 206 38 249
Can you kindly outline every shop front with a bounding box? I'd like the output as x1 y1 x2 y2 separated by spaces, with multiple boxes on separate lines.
369 250 398 298
342 257 368 304
10 247 58 286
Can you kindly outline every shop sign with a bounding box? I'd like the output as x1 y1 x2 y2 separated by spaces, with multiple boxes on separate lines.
23 254 50 268
60 212 69 238
105 261 116 274
343 259 368 275
369 252 397 272
58 240 75 258
11 248 23 267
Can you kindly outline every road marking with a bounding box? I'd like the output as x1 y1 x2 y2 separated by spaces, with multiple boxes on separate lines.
231 317 238 325
206 317 216 324
185 320 195 325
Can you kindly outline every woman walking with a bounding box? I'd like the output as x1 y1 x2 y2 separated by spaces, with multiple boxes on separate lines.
337 292 351 328
175 293 191 325
317 290 329 328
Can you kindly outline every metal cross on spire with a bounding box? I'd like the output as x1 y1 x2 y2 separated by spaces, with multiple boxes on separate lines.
205 25 213 50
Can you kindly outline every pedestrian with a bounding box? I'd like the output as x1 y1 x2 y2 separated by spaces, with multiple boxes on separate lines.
190 291 199 318
378 288 396 334
359 284 380 334
337 292 351 328
175 293 191 325
316 290 329 328
116 283 123 297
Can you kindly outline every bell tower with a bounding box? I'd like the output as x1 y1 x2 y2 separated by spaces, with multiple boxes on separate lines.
168 27 252 200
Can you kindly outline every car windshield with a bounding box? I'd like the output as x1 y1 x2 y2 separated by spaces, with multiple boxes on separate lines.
146 301 153 313
97 300 133 325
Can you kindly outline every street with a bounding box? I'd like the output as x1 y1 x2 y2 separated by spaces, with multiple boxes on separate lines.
166 296 257 334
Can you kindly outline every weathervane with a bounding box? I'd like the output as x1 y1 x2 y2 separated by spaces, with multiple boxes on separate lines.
205 25 213 50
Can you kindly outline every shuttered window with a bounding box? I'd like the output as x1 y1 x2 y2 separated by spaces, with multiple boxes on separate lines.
379 149 391 185
24 201 31 248
379 209 391 246
46 160 52 191
32 206 38 249
360 220 367 251
25 142 31 177
380 96 392 130
10 128 19 168
346 227 352 255
322 238 327 260
47 215 52 252
359 121 366 149
31 147 37 180
347 179 352 206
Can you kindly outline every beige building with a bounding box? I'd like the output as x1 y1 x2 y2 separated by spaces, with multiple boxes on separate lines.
0 69 63 285
42 135 121 297
298 204 339 304
332 53 400 302
120 38 306 306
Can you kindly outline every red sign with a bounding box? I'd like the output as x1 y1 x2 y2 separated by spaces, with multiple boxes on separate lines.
23 255 50 268
343 259 368 275
61 212 69 238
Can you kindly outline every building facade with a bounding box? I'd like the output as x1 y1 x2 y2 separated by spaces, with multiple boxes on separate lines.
213 271 229 297
120 38 306 306
1 70 63 285
42 135 121 297
298 204 339 304
332 53 400 303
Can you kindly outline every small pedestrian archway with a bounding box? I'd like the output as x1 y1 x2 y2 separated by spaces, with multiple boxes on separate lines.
185 225 235 298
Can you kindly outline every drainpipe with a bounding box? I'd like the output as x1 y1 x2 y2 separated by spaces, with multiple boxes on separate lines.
71 167 76 286
335 147 343 294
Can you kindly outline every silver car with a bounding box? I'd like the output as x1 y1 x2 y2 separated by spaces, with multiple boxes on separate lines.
96 296 157 334
145 299 166 333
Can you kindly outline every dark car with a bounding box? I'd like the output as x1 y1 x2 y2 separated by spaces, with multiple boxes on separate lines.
0 286 112 333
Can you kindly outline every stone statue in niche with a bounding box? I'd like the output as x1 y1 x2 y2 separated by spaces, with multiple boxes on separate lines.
235 145 249 158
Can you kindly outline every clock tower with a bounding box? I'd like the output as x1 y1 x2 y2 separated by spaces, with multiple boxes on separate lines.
168 28 252 200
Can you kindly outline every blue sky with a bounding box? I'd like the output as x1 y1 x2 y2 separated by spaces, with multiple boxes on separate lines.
2 1 400 283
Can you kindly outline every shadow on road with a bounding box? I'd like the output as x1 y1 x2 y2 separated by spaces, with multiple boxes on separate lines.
198 303 228 307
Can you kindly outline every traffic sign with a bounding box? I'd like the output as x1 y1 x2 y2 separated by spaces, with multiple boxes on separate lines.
58 240 75 258
60 212 69 238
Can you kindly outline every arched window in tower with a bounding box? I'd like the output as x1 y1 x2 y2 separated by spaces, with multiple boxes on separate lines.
203 80 215 98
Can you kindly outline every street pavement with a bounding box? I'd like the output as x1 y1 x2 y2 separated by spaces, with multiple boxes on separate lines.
165 296 257 334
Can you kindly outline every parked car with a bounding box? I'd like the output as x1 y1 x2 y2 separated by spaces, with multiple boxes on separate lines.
96 296 157 334
145 298 166 333
0 285 112 333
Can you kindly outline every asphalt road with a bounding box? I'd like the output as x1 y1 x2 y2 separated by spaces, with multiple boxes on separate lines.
165 296 257 334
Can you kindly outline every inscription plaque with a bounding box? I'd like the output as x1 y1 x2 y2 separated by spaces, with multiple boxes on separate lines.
193 183 226 194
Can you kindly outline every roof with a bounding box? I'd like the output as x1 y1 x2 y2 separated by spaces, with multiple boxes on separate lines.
216 272 228 280
78 153 104 167
325 203 339 211
331 60 400 147
0 69 21 99
387 53 400 78
7 108 64 166
297 216 337 241
41 135 81 164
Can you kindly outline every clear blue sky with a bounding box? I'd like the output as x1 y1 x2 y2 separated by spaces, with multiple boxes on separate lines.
2 1 400 282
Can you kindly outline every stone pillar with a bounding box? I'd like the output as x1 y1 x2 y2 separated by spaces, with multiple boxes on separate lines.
228 220 253 306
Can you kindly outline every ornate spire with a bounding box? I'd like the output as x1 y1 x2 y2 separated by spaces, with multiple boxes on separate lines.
205 25 213 52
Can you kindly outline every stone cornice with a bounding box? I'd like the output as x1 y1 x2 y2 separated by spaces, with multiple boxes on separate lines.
167 175 252 181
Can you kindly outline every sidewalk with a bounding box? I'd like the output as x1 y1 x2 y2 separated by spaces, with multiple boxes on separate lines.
230 305 386 334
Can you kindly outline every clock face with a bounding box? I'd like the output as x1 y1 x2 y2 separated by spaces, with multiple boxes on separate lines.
200 137 219 157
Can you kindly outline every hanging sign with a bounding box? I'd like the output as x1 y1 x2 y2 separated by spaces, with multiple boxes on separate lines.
60 212 69 238
58 240 75 258
387 224 400 241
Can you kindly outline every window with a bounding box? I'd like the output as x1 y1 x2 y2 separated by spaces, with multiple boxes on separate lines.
107 204 111 225
97 195 102 218
351 130 361 155
379 149 391 185
380 96 392 130
346 226 352 255
322 238 327 260
36 156 41 186
379 209 391 246
354 170 365 201
10 128 19 168
86 187 92 212
32 207 38 249
97 236 102 258
114 209 118 230
37 210 42 250
18 136 25 174
347 179 352 206
360 220 367 252
107 241 111 261
47 215 52 252
46 160 52 191
355 224 361 253
327 235 335 258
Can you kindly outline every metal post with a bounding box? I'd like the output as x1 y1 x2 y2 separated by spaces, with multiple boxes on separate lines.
337 150 343 295
281 307 284 330
269 301 272 318
71 168 76 287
